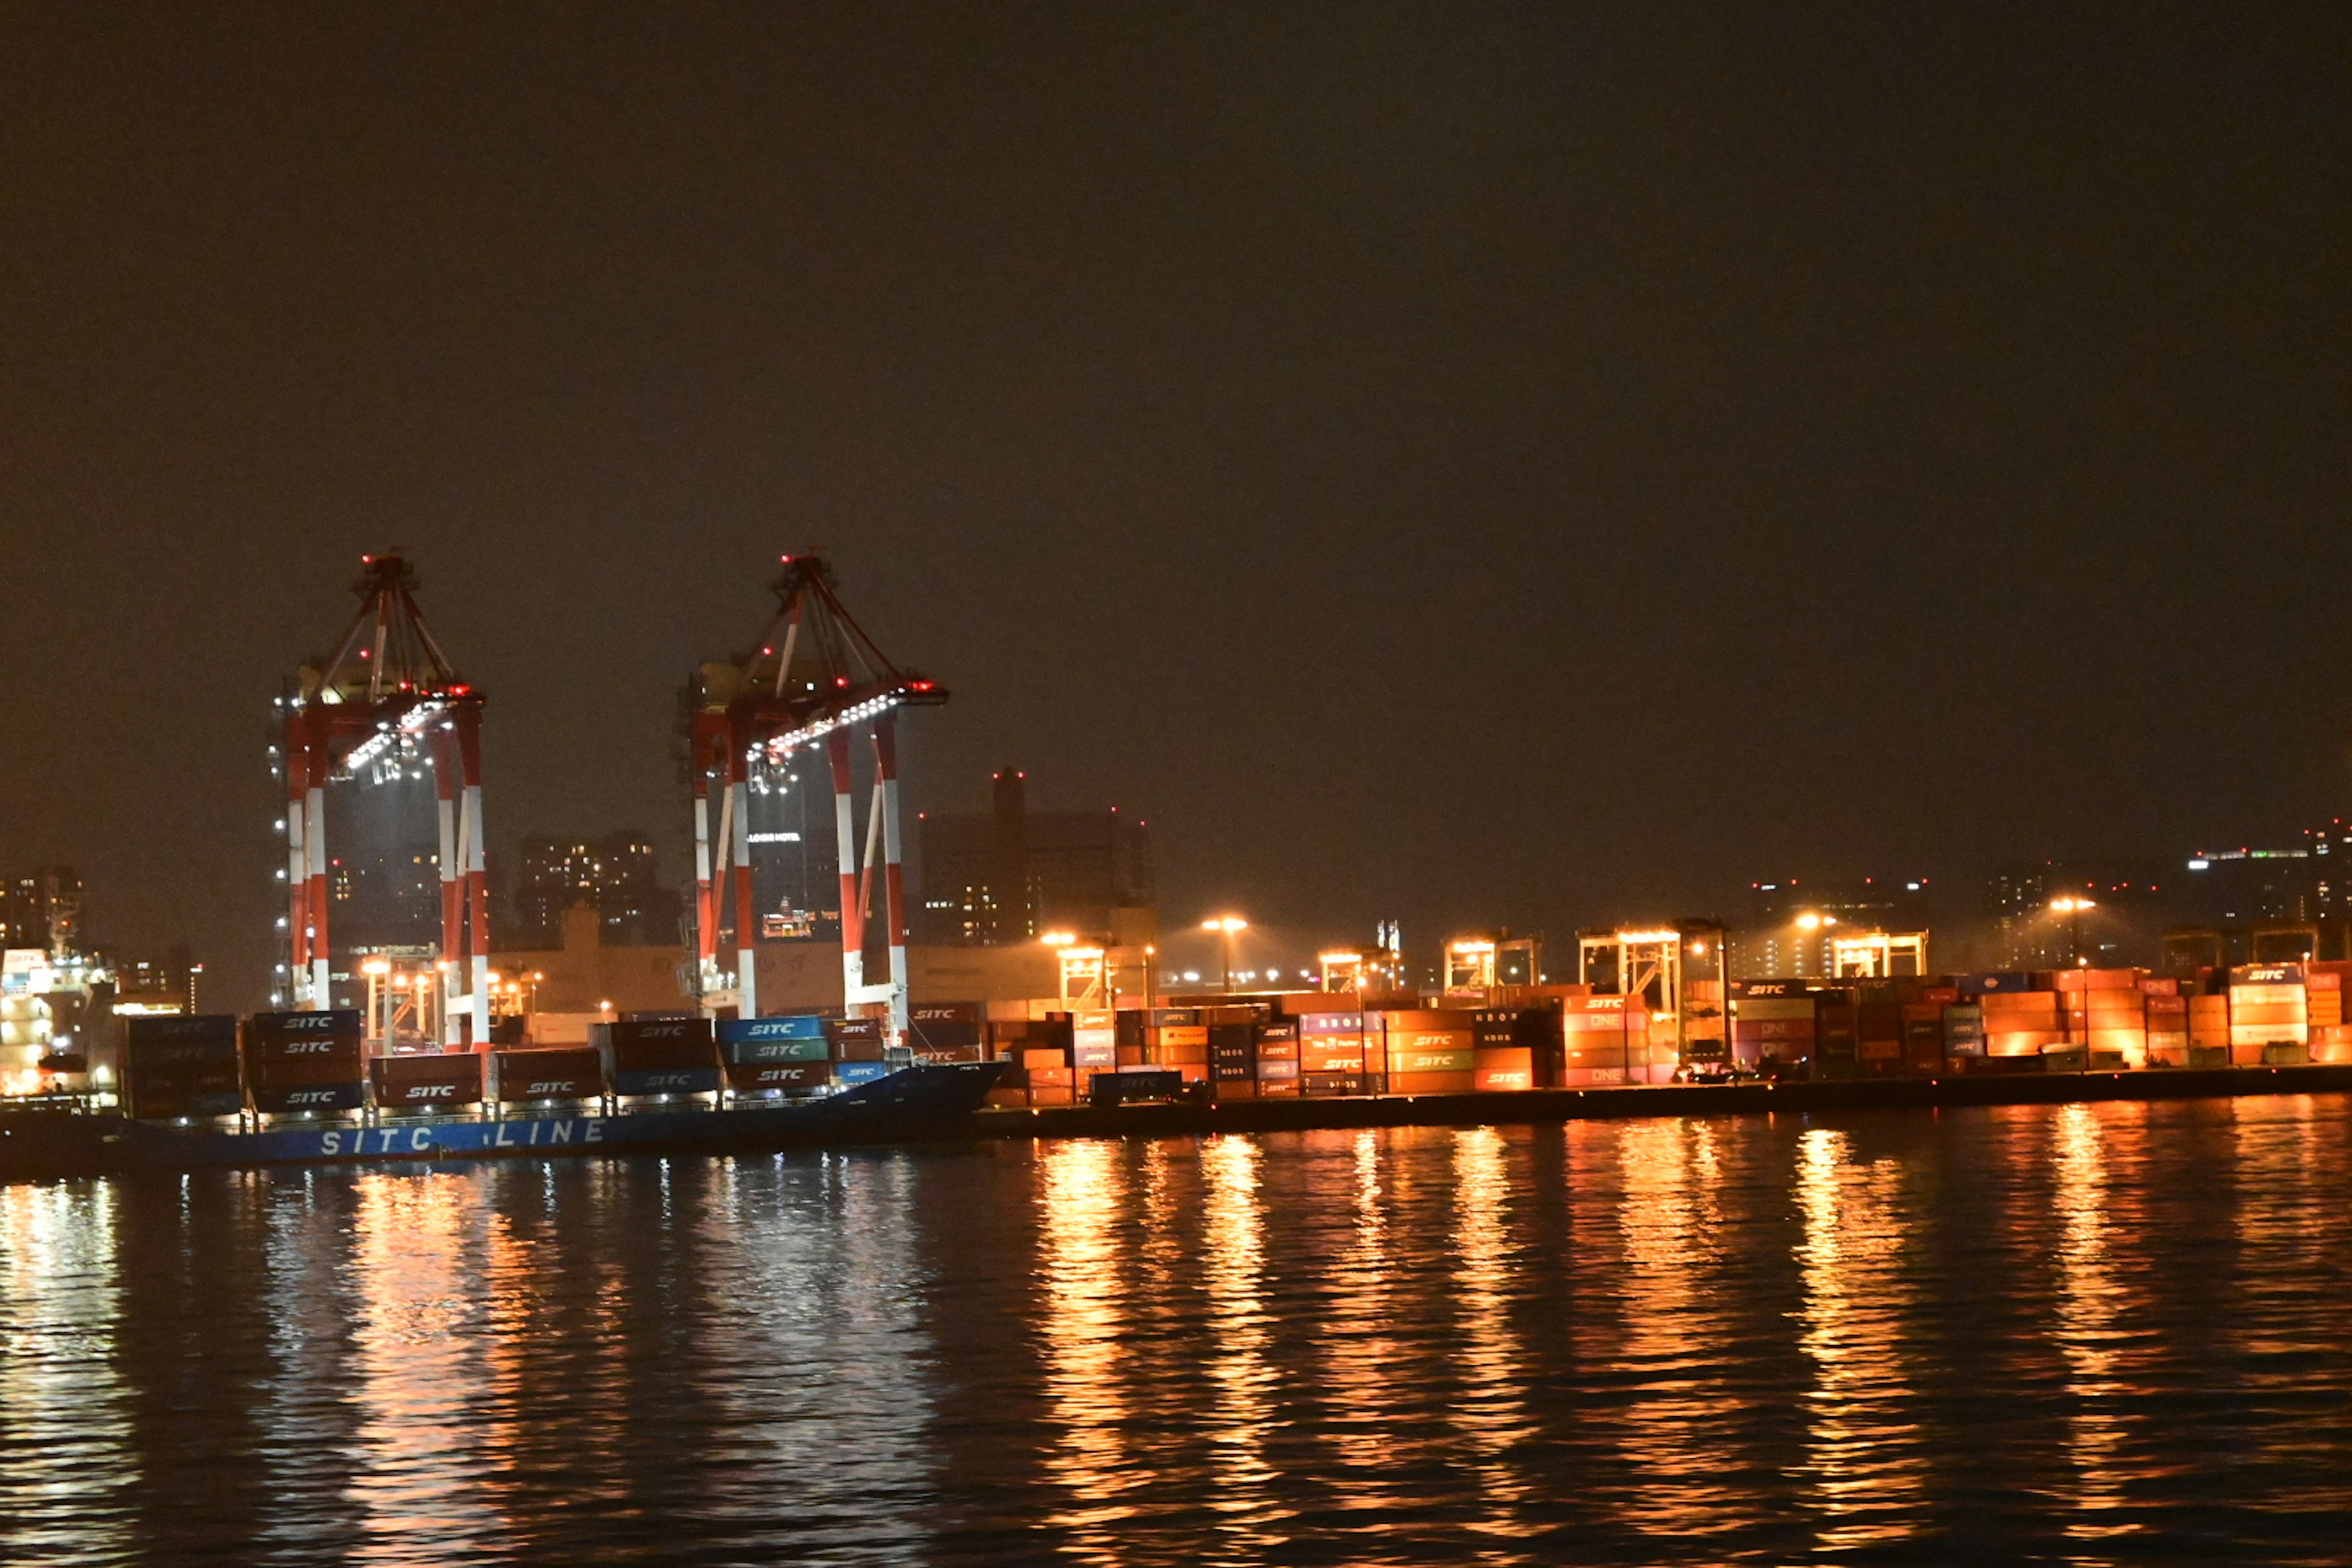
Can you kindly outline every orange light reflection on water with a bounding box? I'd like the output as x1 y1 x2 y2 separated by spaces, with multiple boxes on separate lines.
1795 1128 1921 1553
1038 1139 1137 1561
0 1181 127 1567
1449 1125 1537 1551
1608 1118 1755 1540
342 1173 506 1561
1202 1135 1289 1555
1317 1130 1403 1513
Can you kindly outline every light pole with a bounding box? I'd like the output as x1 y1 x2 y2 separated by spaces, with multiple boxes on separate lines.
1201 916 1248 992
2051 896 2095 967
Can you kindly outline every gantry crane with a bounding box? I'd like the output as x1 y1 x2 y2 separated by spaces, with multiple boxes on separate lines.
685 553 946 1038
276 553 490 1045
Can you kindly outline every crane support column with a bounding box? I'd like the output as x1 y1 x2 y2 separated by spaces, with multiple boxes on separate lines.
728 743 757 1018
875 713 911 1042
459 708 491 1047
827 728 864 997
305 744 331 1008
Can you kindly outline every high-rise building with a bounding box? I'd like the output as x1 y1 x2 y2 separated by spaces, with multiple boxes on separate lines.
509 832 682 949
918 771 1155 946
1 865 82 959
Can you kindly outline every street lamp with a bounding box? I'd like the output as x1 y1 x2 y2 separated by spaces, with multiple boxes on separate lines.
2051 896 2096 967
1201 916 1248 992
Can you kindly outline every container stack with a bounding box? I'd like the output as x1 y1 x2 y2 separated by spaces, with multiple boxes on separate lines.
1941 1000 1985 1061
489 1046 605 1107
2227 963 2309 1065
1208 1020 1257 1100
371 1050 484 1112
826 1016 892 1088
1812 990 1860 1077
121 1014 245 1120
244 1009 367 1115
2142 978 2189 1065
718 1015 831 1096
1857 983 1904 1073
1901 1000 1945 1074
602 1017 721 1098
1970 974 2064 1059
1560 994 1638 1084
1253 1019 1301 1097
2307 962 2352 1062
2188 986 2232 1066
2058 970 2146 1068
1727 982 1815 1072
1297 1011 1368 1095
1376 1009 1476 1095
1149 1008 1208 1081
908 1001 986 1063
1470 1006 1557 1091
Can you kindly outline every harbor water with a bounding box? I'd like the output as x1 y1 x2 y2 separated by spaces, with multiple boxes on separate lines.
6 1096 2352 1564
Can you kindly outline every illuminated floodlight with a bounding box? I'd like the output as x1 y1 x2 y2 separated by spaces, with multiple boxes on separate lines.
1449 939 1496 955
361 957 392 976
1319 951 1363 965
1615 929 1680 944
1040 931 1078 948
1201 916 1248 934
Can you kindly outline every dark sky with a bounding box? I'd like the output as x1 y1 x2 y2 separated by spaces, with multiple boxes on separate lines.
6 4 2349 1003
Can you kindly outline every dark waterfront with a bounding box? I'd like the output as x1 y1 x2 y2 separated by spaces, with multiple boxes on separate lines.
6 1098 2352 1564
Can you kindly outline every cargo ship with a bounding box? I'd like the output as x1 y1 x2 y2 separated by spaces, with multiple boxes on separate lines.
0 1011 1000 1178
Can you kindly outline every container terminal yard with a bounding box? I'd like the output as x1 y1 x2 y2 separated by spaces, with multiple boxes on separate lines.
5 549 2351 1171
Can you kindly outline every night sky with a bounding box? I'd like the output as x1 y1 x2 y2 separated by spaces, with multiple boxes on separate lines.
7 6 2349 1004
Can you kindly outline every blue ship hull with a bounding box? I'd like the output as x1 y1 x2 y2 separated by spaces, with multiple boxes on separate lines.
0 1063 1001 1177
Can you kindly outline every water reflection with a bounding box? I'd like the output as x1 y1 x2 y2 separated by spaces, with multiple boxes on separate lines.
1450 1126 1536 1549
2050 1102 2141 1542
1319 1131 1401 1510
0 1182 128 1567
1202 1135 1288 1554
341 1174 504 1562
1608 1119 1754 1540
1794 1128 1921 1553
1038 1140 1136 1558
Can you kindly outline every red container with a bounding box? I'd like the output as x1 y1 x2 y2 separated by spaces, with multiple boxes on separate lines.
371 1053 484 1109
492 1049 606 1102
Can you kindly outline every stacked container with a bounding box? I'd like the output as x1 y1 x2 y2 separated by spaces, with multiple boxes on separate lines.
1253 1018 1301 1098
1560 995 1637 1084
908 1001 986 1063
718 1015 832 1095
1856 982 1904 1072
1969 974 2064 1059
600 1017 721 1098
1150 1008 1208 1081
489 1046 606 1107
1728 982 1815 1072
1376 1009 1476 1095
2142 977 2189 1066
244 1009 368 1115
1208 1021 1257 1099
1941 1001 1985 1061
1297 1011 1369 1095
2307 962 2352 1063
2228 963 2309 1065
371 1051 485 1112
2058 970 2146 1068
1470 1006 1556 1091
2188 986 2232 1066
121 1014 244 1120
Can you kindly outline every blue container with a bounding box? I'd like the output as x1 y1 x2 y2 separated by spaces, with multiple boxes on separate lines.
614 1067 722 1096
719 1014 830 1043
834 1060 894 1087
1962 972 2041 997
253 1082 368 1114
725 1036 831 1065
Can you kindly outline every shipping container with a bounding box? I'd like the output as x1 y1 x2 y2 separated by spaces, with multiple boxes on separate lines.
371 1052 486 1110
491 1048 605 1104
121 1014 244 1119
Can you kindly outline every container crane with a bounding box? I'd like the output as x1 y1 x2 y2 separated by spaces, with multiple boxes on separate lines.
685 553 946 1038
276 552 489 1046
